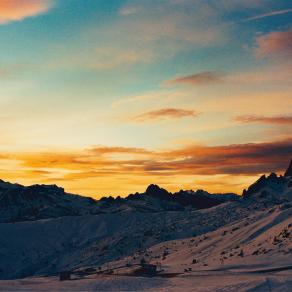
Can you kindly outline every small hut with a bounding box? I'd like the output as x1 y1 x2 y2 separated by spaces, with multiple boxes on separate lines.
134 264 157 277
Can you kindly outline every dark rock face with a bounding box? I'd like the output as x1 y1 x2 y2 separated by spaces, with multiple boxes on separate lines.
284 159 292 177
242 172 287 199
126 184 227 211
174 190 222 209
0 181 98 223
242 175 267 197
145 184 170 200
0 184 65 207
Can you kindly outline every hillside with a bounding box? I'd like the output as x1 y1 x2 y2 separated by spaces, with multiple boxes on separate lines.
0 191 291 290
121 201 292 273
0 200 249 279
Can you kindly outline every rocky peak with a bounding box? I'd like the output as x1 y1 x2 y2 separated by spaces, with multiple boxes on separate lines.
284 159 292 177
145 184 170 199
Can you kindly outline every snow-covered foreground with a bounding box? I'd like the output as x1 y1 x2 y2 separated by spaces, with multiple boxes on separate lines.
0 269 291 291
1 201 290 291
0 201 255 279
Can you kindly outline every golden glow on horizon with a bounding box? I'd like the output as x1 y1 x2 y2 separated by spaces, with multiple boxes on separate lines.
0 139 291 198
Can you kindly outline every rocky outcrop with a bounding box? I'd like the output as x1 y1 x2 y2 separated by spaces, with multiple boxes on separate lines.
284 159 292 177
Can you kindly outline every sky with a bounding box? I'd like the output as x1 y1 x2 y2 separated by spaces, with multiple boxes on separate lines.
0 0 291 198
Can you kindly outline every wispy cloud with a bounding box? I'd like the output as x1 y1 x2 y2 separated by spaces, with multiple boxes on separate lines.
119 4 142 16
0 0 53 24
89 47 153 69
133 108 200 122
240 9 292 22
88 146 152 155
111 90 187 108
235 115 292 125
75 0 227 70
0 68 9 79
166 71 224 86
254 29 292 58
166 63 292 88
0 63 31 80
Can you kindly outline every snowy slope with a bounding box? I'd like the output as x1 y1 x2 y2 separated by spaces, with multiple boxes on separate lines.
1 202 290 291
0 200 250 279
125 203 292 274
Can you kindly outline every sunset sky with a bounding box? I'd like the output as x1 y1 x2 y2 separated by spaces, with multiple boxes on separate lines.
0 0 291 198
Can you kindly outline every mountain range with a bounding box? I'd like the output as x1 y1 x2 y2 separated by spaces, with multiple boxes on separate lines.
0 159 291 285
0 179 239 223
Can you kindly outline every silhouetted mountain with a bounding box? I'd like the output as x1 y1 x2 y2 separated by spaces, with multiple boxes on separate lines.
284 159 292 177
242 160 292 204
0 180 238 223
174 189 229 209
145 184 170 199
1 159 291 223
242 173 285 198
0 181 99 222
126 184 238 211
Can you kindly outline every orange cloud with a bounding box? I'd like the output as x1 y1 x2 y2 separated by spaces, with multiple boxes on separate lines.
159 139 292 175
255 29 292 58
166 71 224 86
133 108 200 122
1 139 291 196
0 0 53 24
4 138 292 177
235 115 292 125
88 146 152 155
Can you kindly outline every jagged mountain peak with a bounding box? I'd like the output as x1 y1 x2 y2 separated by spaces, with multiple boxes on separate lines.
145 184 170 198
284 159 292 177
242 168 292 203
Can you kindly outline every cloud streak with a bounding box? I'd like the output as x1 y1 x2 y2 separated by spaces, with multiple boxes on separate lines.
0 0 53 24
240 9 292 22
133 108 200 122
166 71 224 86
235 115 292 125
